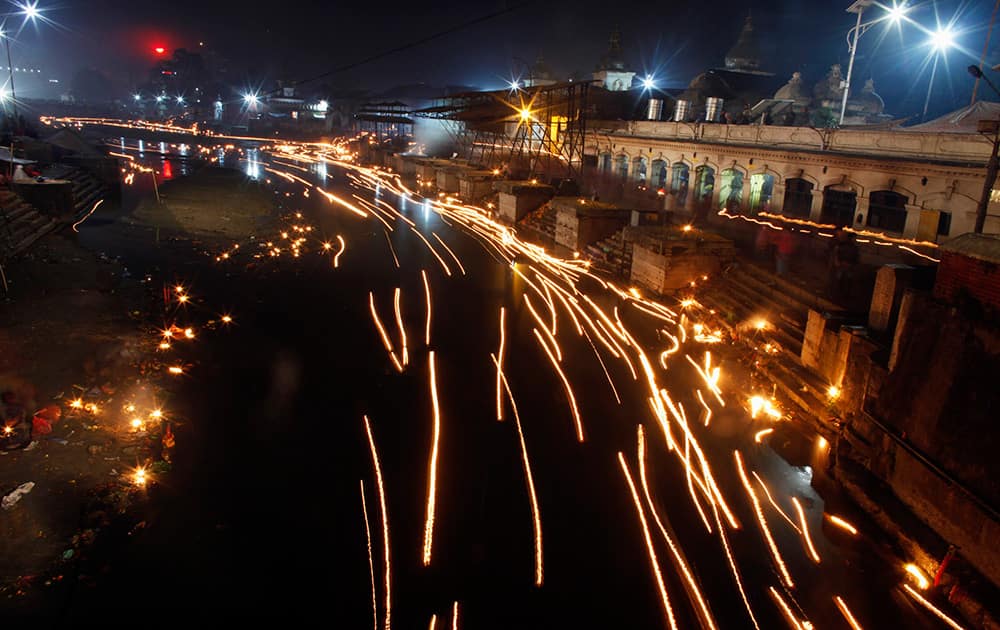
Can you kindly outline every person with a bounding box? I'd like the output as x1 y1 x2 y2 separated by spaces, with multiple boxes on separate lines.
774 228 795 276
829 228 859 302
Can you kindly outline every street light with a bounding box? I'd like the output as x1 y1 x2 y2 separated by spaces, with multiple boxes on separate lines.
922 28 955 121
839 0 910 125
20 1 40 21
642 75 656 90
133 93 141 102
175 95 185 105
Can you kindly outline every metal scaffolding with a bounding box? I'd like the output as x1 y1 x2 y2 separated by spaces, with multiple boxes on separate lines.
413 82 590 182
354 101 414 145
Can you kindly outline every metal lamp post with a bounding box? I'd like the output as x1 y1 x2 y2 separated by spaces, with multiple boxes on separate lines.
969 65 1000 234
839 1 908 125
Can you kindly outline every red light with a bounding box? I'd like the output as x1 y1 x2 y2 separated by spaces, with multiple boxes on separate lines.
154 46 166 55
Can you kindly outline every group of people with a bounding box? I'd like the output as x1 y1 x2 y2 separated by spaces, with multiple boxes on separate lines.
755 225 860 303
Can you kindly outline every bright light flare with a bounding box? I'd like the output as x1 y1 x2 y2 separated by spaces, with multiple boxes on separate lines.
132 466 148 487
904 563 930 590
930 28 955 51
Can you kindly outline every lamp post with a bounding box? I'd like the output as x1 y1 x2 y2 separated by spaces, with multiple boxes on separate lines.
969 65 1000 234
839 1 908 125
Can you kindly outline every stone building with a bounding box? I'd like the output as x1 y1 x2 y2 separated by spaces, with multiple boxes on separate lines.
589 118 995 240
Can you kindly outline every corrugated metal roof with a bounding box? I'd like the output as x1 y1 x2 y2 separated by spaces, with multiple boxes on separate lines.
940 232 1000 263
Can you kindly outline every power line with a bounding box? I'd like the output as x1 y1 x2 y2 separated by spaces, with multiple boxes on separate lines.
264 1 534 96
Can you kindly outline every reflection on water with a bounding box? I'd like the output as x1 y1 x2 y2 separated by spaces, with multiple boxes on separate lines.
313 159 327 181
245 148 260 180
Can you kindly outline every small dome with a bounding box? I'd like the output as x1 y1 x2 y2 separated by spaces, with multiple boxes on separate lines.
682 71 733 105
848 78 885 114
813 64 844 102
774 72 808 103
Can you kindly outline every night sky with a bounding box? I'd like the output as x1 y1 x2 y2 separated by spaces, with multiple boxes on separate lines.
10 0 1000 119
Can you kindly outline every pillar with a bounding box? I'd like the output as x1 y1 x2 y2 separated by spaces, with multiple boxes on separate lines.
808 189 824 222
854 197 870 229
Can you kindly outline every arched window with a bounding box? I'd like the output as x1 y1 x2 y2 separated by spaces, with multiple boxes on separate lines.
651 159 667 190
631 156 648 183
748 173 774 214
614 154 628 179
718 169 744 211
821 186 857 226
671 163 690 207
782 178 814 218
867 190 908 233
599 153 612 172
694 165 715 205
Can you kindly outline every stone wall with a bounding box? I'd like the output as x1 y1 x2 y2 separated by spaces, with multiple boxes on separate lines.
934 250 1000 313
587 120 994 240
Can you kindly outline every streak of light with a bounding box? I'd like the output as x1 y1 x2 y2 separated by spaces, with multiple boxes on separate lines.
659 332 680 370
685 353 724 406
685 427 713 533
631 300 677 324
582 329 621 404
637 425 719 630
393 288 408 366
432 232 466 275
734 450 794 588
695 389 712 427
826 514 858 535
423 351 442 566
496 307 506 421
452 601 460 630
751 471 801 534
834 596 865 630
708 469 760 630
71 199 105 232
768 587 811 630
384 231 400 268
902 584 965 630
369 292 401 371
363 415 391 630
526 296 561 361
905 563 931 590
361 479 378 630
409 225 452 276
491 352 543 586
167 366 184 375
754 428 775 443
428 615 437 630
315 187 369 217
333 235 346 268
421 269 432 346
533 327 584 442
617 452 679 630
791 497 821 563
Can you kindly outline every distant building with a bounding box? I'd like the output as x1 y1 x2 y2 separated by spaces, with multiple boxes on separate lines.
592 28 635 92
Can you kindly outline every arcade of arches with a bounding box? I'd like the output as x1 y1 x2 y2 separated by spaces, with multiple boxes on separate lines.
592 141 984 242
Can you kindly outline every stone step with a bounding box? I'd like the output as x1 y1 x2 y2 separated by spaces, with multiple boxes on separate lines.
8 218 56 257
729 266 814 320
741 261 842 313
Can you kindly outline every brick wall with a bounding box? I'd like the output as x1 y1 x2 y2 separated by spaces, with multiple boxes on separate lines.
933 251 1000 312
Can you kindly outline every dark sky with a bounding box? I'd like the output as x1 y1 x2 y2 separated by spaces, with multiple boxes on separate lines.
9 0 1000 119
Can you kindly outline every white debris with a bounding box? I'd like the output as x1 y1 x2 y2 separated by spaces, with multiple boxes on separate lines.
2 482 35 510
